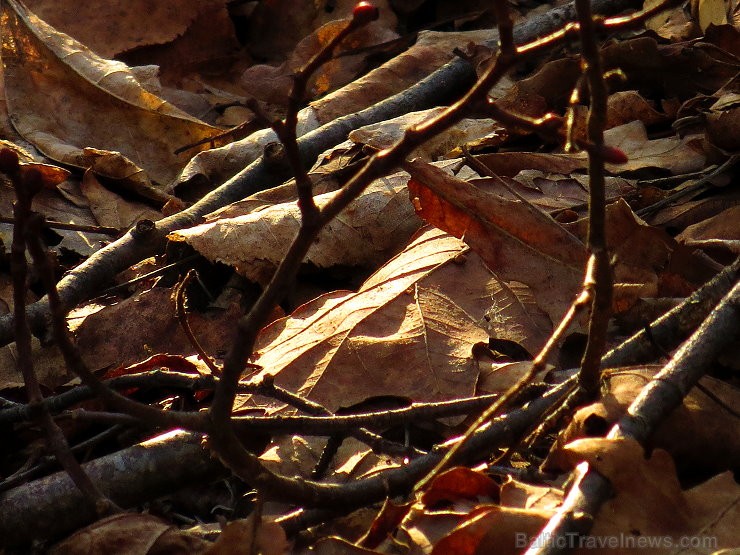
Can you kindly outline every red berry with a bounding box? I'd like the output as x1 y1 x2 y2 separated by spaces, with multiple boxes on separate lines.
601 145 629 164
352 1 379 25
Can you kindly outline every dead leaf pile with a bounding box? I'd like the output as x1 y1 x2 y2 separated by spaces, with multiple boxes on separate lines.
0 1 738 553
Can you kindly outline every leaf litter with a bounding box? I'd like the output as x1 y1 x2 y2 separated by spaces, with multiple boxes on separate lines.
0 1 738 553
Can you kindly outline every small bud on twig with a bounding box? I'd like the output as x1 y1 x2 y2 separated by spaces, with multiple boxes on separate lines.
601 145 629 164
352 1 379 25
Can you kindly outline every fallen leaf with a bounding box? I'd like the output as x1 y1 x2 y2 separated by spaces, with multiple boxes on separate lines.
235 227 491 414
24 0 232 59
50 513 210 555
349 108 502 161
676 205 740 243
560 438 740 554
499 477 563 511
80 170 162 230
407 158 587 325
169 171 423 286
543 367 740 478
240 15 399 106
74 287 242 371
422 467 499 507
1 0 223 188
205 514 290 555
577 121 705 175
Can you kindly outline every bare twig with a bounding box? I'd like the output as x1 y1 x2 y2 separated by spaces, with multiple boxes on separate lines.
602 256 740 367
0 214 120 236
574 0 612 397
175 269 221 376
244 375 423 457
1 148 118 516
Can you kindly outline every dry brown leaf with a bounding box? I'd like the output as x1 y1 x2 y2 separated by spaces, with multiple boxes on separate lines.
310 536 384 554
260 435 401 483
77 148 179 206
205 514 290 555
498 477 563 511
50 513 210 555
473 152 588 177
691 0 729 31
575 121 705 175
0 337 68 390
645 0 699 41
80 170 163 230
564 199 718 311
241 16 399 106
469 170 636 215
74 287 242 371
649 191 740 234
706 91 740 152
396 505 478 555
24 0 231 59
407 158 587 325
245 0 397 64
606 91 672 129
235 227 491 414
1 0 222 188
543 367 740 478
383 500 552 555
117 6 241 89
681 472 740 553
169 172 423 286
559 438 740 554
476 361 550 396
348 108 501 161
676 205 740 243
0 172 102 257
422 467 499 507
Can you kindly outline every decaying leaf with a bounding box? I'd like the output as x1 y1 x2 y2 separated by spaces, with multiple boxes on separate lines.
543 367 740 478
407 158 587 325
349 108 502 160
205 514 290 555
0 0 223 189
235 227 494 414
50 513 210 555
169 171 423 285
80 170 162 230
74 287 242 371
24 0 232 59
560 438 740 553
579 121 705 175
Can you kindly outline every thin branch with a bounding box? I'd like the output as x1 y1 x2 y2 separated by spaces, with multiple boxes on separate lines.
0 215 120 236
575 0 612 397
1 148 118 516
175 269 221 376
